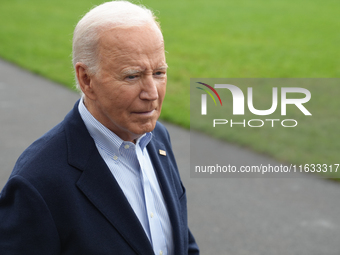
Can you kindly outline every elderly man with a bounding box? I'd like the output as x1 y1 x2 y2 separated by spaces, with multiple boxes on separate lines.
0 1 199 254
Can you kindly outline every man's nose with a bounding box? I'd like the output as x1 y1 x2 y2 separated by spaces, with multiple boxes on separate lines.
140 75 159 100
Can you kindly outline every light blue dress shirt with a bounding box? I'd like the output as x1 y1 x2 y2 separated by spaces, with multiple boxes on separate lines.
78 98 173 255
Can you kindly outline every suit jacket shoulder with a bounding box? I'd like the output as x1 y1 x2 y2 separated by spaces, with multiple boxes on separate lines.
0 101 199 255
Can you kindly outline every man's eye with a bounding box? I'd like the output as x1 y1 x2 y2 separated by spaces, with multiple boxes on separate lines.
127 75 138 80
154 71 165 76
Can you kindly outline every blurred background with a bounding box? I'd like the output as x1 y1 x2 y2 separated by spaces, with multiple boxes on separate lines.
1 0 340 254
1 0 339 168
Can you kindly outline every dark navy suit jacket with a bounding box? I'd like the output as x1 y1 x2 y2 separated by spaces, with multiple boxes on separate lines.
0 101 199 255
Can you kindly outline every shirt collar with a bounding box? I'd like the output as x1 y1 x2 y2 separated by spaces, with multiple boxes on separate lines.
78 97 153 157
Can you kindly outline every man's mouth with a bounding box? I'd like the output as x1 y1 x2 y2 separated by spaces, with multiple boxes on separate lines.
133 109 156 116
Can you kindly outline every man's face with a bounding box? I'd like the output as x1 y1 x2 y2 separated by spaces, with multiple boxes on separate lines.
84 24 167 142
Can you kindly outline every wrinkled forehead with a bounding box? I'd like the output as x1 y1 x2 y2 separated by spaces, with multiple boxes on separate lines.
97 24 165 58
95 24 166 72
100 23 163 47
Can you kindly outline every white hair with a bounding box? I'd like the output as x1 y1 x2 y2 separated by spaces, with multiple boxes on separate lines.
72 1 160 91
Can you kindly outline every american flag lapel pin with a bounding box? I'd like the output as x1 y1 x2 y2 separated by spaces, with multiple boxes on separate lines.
159 149 166 156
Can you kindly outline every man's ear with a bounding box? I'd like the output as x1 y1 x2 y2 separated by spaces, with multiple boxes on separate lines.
75 62 96 100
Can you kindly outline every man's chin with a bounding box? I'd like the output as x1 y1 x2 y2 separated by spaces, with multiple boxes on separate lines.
132 120 157 135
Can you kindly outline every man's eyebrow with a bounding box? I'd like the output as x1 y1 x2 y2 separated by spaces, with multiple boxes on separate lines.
122 65 168 76
156 65 168 70
121 69 142 76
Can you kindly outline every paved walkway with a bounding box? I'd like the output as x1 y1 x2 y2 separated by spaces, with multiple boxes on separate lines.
1 58 340 254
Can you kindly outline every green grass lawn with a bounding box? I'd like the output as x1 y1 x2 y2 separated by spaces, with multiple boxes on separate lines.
1 0 339 176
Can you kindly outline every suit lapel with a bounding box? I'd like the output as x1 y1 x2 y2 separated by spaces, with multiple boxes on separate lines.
147 137 184 255
64 103 154 255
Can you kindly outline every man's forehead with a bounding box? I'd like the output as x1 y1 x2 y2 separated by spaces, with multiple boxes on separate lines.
96 24 166 74
99 24 163 47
